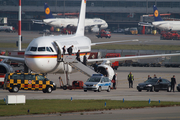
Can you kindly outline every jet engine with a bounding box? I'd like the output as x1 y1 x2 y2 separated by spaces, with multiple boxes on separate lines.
91 26 100 32
0 63 13 74
97 64 114 80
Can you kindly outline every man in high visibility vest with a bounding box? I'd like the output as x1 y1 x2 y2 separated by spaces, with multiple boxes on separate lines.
127 72 134 88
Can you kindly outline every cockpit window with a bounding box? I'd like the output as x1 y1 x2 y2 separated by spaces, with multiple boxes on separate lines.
49 47 54 52
38 47 45 51
46 47 51 52
30 47 37 51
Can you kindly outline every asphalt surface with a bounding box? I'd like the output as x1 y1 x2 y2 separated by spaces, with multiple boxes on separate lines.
1 31 180 119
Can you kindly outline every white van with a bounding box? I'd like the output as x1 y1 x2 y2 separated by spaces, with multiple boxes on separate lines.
83 74 111 92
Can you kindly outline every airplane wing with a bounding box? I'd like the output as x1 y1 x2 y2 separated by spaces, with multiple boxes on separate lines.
87 53 180 63
91 39 139 46
0 56 24 63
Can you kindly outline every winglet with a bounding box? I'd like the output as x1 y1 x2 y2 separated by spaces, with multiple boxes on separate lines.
75 0 86 36
153 5 163 21
44 3 54 19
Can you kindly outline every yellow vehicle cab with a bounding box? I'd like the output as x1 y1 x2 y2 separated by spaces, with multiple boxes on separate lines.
4 73 56 93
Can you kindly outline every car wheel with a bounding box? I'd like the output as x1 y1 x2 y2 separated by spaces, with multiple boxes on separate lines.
138 89 142 92
155 90 159 92
167 86 171 92
43 89 47 93
98 87 101 92
107 86 111 92
9 89 13 93
47 86 52 93
178 89 180 92
94 90 96 92
150 86 154 92
84 90 87 92
13 86 19 93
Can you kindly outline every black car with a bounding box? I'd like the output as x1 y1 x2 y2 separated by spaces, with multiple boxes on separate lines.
137 78 171 92
177 84 180 92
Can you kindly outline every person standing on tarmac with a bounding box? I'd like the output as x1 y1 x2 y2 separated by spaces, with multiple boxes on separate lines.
154 74 157 78
76 50 81 62
171 75 176 92
148 75 152 79
127 72 134 88
112 73 117 89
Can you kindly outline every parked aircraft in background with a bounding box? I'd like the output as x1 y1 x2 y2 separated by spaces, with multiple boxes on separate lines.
1 0 180 83
32 3 108 32
152 5 180 31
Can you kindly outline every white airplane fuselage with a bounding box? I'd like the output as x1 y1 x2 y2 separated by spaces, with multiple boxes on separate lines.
152 21 180 31
43 18 108 30
24 34 91 74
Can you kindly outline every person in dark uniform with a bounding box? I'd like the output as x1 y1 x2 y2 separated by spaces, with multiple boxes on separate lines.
112 73 117 89
104 68 108 77
93 61 98 72
171 75 176 92
154 74 157 78
67 45 73 55
76 50 81 62
127 72 134 88
83 53 87 65
62 46 66 55
148 75 152 79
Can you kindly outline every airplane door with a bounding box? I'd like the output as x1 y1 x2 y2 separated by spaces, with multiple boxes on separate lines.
53 41 61 61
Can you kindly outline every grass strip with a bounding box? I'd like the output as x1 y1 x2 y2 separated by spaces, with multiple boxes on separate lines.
0 99 180 116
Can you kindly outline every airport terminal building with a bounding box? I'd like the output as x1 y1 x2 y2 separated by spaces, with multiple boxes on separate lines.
0 0 180 31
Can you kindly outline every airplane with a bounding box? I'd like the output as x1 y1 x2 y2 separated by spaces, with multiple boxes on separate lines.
1 0 180 83
152 5 180 31
32 3 108 32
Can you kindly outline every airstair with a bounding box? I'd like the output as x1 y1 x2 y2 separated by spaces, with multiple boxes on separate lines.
63 55 97 77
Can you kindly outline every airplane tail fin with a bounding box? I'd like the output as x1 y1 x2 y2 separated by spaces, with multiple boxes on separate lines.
44 3 54 19
75 0 86 36
153 5 163 21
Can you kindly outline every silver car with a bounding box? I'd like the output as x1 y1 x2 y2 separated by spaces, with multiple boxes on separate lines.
83 74 111 92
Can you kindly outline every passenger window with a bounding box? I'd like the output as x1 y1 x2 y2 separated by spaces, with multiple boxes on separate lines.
38 47 45 51
101 78 105 83
30 47 37 51
46 47 51 52
37 75 45 80
25 75 35 80
49 47 54 52
104 77 109 82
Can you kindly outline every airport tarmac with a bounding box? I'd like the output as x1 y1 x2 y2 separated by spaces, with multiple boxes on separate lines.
1 31 180 47
1 31 180 119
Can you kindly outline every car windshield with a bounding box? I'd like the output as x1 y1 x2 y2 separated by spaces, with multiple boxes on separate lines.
144 79 158 83
87 77 101 82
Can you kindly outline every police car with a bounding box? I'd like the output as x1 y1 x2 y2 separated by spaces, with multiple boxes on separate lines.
83 74 111 92
4 73 56 93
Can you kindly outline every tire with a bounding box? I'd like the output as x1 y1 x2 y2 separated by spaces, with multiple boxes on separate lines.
155 90 159 92
107 86 111 92
63 85 67 90
94 90 96 92
12 86 19 93
138 89 142 92
9 89 13 92
178 89 180 92
98 87 101 92
84 90 87 92
43 89 47 93
47 86 52 93
167 86 171 92
150 86 154 92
